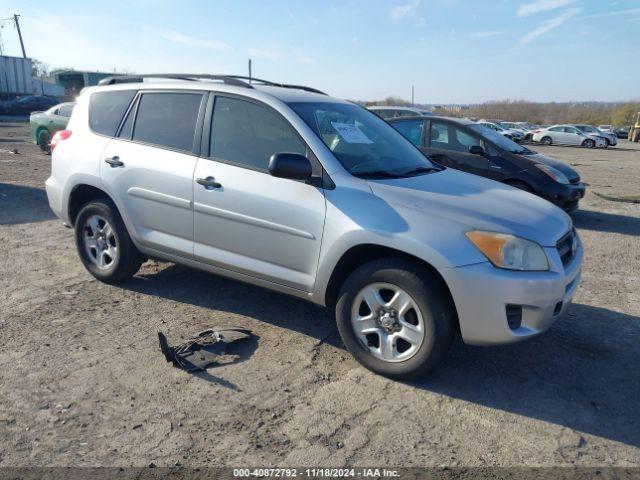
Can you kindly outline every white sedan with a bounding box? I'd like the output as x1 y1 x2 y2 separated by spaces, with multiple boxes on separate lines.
532 125 606 148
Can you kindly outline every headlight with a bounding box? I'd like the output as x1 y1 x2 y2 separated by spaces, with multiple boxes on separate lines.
534 164 570 184
465 230 549 271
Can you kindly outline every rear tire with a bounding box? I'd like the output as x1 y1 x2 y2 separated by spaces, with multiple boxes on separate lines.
37 129 51 154
541 136 552 145
335 258 454 379
74 199 142 284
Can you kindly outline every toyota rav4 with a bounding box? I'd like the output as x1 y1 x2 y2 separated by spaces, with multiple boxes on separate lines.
45 74 582 378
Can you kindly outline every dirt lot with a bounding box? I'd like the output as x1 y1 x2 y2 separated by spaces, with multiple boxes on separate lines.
1 121 639 468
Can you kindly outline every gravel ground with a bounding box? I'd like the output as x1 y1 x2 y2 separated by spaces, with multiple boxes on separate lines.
0 121 639 468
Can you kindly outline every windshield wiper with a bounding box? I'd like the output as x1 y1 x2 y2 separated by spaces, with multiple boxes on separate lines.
351 170 404 179
399 166 443 176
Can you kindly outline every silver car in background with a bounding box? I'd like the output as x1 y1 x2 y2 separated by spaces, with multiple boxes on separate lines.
533 125 606 148
45 74 582 378
573 124 617 147
368 105 433 119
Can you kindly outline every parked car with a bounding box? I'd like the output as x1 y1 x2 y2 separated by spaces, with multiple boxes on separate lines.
29 102 75 153
478 121 525 142
368 106 433 119
614 126 629 139
572 124 617 147
389 115 585 212
500 122 532 141
598 125 614 133
532 125 606 148
46 74 582 378
0 95 58 115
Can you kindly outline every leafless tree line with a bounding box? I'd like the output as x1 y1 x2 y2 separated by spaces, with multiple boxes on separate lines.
364 97 640 127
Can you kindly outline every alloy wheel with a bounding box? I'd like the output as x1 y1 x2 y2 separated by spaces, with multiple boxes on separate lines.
82 215 118 269
350 282 425 362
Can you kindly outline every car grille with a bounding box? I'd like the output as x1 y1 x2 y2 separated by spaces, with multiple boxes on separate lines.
557 229 576 268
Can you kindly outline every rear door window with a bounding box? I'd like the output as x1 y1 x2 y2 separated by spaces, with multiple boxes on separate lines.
392 119 424 147
89 90 136 136
132 92 203 152
58 104 74 117
430 121 480 152
210 96 305 171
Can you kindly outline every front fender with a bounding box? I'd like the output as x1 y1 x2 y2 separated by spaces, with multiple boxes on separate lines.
311 187 485 304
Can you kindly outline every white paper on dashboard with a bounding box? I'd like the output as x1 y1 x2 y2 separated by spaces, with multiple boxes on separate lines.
331 122 373 144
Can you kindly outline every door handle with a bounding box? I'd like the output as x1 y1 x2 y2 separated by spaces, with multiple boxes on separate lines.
104 156 124 168
489 164 502 170
196 176 222 189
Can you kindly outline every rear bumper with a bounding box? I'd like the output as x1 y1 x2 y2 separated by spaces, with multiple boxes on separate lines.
440 238 582 346
45 176 67 222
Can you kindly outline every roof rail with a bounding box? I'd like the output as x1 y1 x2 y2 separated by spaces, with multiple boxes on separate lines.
222 75 327 95
97 73 326 95
97 74 252 88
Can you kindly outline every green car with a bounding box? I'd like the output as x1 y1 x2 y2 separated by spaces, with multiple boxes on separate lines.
29 102 75 153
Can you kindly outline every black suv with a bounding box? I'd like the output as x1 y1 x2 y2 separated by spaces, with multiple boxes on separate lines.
388 115 585 212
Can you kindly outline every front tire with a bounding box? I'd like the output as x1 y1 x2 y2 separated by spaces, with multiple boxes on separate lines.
540 136 552 145
335 258 454 378
582 139 595 148
75 199 142 283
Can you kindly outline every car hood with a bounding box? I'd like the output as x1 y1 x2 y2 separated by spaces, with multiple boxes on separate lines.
368 169 572 247
516 152 580 181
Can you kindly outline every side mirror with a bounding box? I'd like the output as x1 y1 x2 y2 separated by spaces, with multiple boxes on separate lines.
268 153 312 181
469 145 485 156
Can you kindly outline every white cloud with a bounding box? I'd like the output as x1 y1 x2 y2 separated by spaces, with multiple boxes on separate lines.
517 0 578 17
247 47 285 62
520 7 580 43
247 47 316 65
390 0 420 19
295 55 317 65
581 7 640 18
470 30 505 38
158 30 232 52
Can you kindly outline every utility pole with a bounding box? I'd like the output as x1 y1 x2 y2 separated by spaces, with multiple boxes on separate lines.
411 85 414 106
248 59 252 83
13 14 27 58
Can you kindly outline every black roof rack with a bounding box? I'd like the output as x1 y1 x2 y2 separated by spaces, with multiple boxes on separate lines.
98 74 251 87
97 73 326 95
222 75 327 95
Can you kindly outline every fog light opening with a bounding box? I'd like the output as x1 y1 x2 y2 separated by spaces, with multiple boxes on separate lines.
553 302 563 316
506 304 523 330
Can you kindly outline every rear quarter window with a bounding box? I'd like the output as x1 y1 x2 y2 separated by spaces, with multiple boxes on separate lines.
89 90 136 136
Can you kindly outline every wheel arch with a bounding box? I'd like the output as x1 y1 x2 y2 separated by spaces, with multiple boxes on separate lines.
68 184 114 227
324 244 459 331
503 178 534 192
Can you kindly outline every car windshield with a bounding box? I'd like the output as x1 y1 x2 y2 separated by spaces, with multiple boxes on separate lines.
289 102 440 177
468 124 530 154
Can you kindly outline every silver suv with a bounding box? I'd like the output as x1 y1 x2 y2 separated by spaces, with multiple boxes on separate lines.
45 74 582 378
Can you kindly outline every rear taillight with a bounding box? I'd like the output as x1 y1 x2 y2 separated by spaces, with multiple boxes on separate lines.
50 130 72 152
534 129 541 133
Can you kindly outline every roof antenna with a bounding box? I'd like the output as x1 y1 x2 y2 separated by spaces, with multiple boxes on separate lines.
248 58 252 84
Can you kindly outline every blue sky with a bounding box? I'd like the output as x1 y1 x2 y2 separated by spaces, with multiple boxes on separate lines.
0 0 638 103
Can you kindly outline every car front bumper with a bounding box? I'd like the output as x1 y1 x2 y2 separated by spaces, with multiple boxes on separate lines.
539 182 585 212
439 238 582 346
